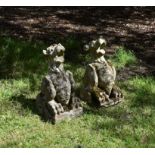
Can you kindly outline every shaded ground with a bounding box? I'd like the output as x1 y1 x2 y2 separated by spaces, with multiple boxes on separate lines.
0 7 155 75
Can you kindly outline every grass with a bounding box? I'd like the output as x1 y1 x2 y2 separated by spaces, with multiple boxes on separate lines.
0 37 155 147
111 47 137 69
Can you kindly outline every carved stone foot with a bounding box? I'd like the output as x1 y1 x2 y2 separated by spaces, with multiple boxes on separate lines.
47 100 64 115
110 85 124 103
36 94 83 124
90 86 123 107
69 95 83 109
47 100 83 124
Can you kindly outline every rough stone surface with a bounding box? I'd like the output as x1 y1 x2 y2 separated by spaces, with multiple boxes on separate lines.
53 107 83 124
36 43 83 123
81 37 124 107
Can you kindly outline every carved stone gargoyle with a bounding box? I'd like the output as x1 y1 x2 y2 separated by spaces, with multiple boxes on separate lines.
81 37 123 107
36 43 83 124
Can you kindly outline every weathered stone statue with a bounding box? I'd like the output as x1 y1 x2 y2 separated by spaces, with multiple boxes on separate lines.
36 43 83 123
81 37 123 107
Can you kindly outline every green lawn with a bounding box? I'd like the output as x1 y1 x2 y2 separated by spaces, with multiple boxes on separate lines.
0 37 155 147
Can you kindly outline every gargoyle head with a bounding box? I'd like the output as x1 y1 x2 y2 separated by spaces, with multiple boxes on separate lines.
84 36 107 57
43 43 65 64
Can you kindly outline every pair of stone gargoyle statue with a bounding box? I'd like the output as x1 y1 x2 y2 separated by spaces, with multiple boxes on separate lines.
36 37 123 124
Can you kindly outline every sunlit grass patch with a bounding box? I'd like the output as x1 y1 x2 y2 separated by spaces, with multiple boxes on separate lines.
0 79 29 101
126 76 155 106
111 47 137 69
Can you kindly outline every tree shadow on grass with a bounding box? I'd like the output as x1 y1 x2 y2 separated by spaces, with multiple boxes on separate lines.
11 94 37 114
127 82 155 108
83 103 131 123
0 37 47 79
1 7 155 80
11 94 48 122
1 7 155 67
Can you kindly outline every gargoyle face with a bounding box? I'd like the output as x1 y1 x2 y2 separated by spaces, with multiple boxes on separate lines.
43 43 65 63
84 37 107 57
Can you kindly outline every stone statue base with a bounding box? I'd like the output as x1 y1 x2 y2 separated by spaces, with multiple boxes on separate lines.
52 107 83 124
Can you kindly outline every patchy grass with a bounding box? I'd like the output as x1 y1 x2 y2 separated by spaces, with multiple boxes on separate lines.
0 37 155 147
0 37 48 79
111 47 137 69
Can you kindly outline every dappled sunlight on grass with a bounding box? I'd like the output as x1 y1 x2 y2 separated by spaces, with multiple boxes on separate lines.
111 47 137 69
0 37 155 147
127 76 155 106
